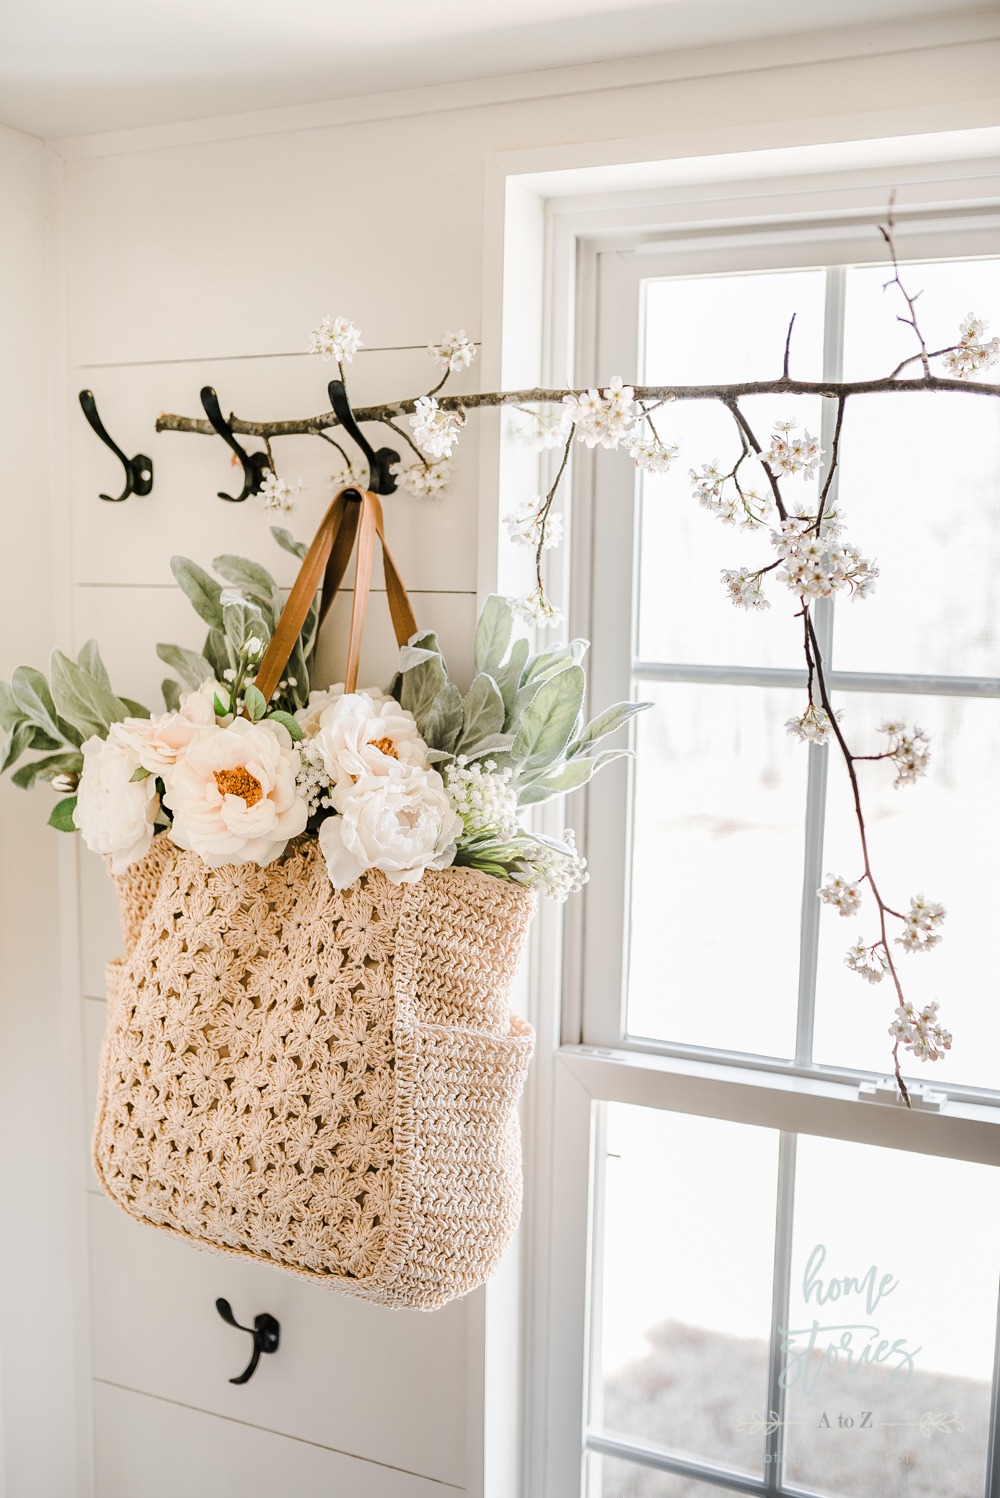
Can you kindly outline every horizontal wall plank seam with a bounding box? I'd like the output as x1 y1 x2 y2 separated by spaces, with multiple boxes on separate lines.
51 14 1000 161
91 1378 466 1490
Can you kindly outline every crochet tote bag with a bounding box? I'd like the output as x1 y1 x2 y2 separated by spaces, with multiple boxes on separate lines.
94 488 535 1310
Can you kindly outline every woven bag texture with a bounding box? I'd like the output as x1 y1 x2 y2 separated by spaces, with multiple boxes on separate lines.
94 832 535 1309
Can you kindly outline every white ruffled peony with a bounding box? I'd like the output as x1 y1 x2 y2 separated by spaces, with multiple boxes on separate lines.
311 691 429 786
114 691 216 777
74 727 160 873
164 717 307 868
319 763 462 888
294 683 389 739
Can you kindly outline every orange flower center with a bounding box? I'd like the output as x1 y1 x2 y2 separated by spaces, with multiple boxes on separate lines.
370 736 398 759
214 766 264 807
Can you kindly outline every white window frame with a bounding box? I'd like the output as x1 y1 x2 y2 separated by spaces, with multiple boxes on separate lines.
521 163 1000 1498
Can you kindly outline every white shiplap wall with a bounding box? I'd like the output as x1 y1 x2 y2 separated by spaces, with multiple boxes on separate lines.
3 11 998 1495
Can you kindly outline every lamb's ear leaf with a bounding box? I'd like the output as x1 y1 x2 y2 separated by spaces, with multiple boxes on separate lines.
11 666 64 743
522 639 589 685
459 731 516 761
511 663 585 771
421 683 464 755
0 679 20 732
171 556 225 631
120 698 152 720
0 720 36 775
567 701 651 756
77 639 111 690
474 595 514 677
10 751 84 790
516 749 629 805
48 795 78 832
460 673 505 748
202 629 229 679
495 637 529 723
162 678 182 712
270 526 307 561
266 710 303 742
49 650 128 740
156 644 216 691
399 656 448 731
213 554 279 604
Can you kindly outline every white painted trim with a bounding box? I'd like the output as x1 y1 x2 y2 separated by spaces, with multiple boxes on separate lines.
48 9 1000 161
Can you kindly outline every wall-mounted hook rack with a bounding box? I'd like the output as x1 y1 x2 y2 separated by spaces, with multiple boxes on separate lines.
215 1297 280 1385
78 390 154 502
327 379 399 496
200 386 272 502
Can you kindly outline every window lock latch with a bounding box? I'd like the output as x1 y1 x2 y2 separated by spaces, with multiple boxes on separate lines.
858 1076 945 1111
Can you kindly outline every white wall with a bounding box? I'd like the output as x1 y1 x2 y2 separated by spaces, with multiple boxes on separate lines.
1 9 997 1495
0 125 81 1498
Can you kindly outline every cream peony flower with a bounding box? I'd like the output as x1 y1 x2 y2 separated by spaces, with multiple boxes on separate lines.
294 683 389 739
311 691 429 786
114 691 215 777
164 717 307 868
74 727 160 873
319 763 462 888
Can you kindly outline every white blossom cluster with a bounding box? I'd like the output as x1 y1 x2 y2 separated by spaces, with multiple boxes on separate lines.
517 404 572 451
513 829 589 902
772 510 878 602
428 330 477 373
878 719 930 788
307 315 363 364
396 459 453 498
295 738 336 820
504 499 563 551
445 758 518 841
511 585 563 630
627 433 679 474
767 419 823 478
409 395 464 458
564 378 638 450
844 938 889 984
943 313 1000 380
897 894 946 953
785 703 842 745
721 566 770 611
329 460 369 494
259 472 304 512
818 873 863 917
889 1000 952 1062
691 462 770 528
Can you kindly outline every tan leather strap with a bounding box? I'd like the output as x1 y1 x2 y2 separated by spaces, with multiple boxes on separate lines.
253 487 417 706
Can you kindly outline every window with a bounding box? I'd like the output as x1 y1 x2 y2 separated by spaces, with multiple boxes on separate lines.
539 204 1000 1498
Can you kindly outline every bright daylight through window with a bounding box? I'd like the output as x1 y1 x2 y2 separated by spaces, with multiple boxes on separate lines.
566 229 1000 1498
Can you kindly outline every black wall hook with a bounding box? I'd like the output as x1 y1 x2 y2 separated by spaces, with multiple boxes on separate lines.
327 379 399 496
200 387 272 502
215 1298 280 1384
78 390 154 502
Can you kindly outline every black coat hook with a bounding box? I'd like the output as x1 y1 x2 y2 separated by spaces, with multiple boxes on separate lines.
78 390 154 503
215 1298 280 1385
327 379 399 496
200 387 271 502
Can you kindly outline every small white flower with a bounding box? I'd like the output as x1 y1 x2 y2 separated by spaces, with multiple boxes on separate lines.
244 636 264 661
721 566 770 611
889 999 952 1061
409 395 464 458
396 459 453 498
818 873 863 917
628 432 679 474
516 404 572 451
771 512 877 602
329 460 369 494
879 721 930 788
164 717 307 868
307 315 363 364
445 758 518 841
259 472 304 512
74 727 160 873
844 938 888 985
504 500 563 550
511 586 563 630
943 313 1000 379
512 828 589 902
311 691 429 787
563 377 638 450
319 763 462 888
785 703 842 745
896 894 946 953
767 419 824 478
428 330 476 373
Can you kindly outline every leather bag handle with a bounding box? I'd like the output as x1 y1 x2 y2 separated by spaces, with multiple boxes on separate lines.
253 487 417 705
